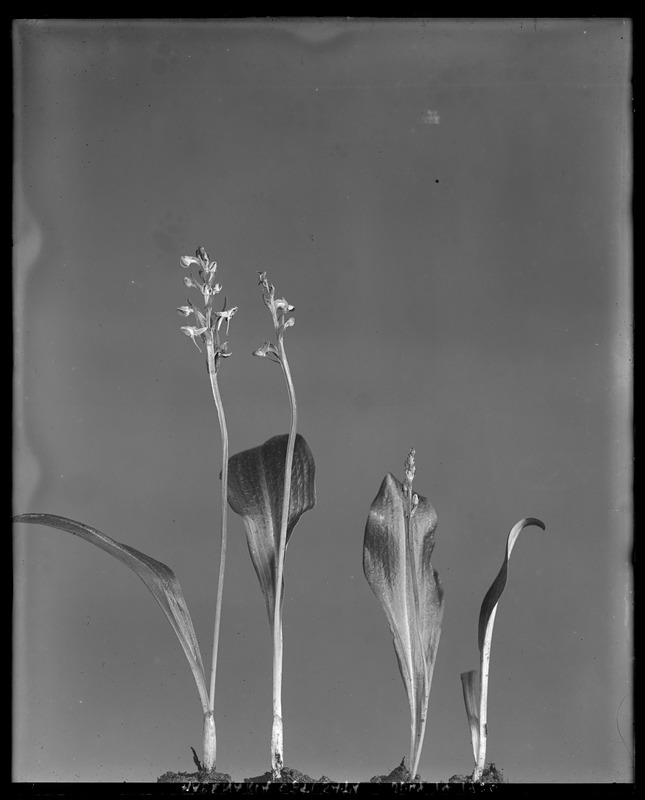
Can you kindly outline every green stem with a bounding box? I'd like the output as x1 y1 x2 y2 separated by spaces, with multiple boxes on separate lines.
270 334 297 780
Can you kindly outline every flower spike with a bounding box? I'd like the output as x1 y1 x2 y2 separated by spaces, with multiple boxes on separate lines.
257 272 295 339
178 246 236 369
175 244 237 770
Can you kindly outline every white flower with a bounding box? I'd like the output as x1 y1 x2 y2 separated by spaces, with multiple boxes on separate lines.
180 325 208 352
253 340 280 362
274 298 295 314
213 305 238 335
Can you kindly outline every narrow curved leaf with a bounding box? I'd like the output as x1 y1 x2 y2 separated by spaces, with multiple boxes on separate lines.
461 516 546 780
226 434 316 627
477 517 546 652
363 473 445 775
13 513 210 712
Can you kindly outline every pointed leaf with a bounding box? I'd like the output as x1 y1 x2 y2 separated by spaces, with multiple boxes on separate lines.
477 517 546 652
363 473 444 774
13 513 210 712
226 434 316 626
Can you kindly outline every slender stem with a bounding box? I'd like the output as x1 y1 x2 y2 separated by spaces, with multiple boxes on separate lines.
202 338 230 772
270 334 298 779
473 607 497 782
404 486 427 779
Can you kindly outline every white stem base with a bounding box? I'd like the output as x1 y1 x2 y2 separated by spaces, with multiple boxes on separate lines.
202 710 216 773
271 714 284 779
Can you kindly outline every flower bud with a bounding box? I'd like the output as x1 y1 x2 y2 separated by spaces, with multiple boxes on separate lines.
196 246 209 266
411 493 419 517
404 448 416 485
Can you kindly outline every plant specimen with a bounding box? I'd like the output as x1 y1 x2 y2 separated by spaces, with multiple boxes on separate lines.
13 246 236 774
363 449 445 779
13 240 549 785
460 517 546 782
226 272 316 780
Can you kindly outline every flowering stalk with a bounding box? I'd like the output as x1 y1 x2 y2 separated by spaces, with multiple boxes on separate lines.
178 246 237 772
253 271 297 780
402 449 428 777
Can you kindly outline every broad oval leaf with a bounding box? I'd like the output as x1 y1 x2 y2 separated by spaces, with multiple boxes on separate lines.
13 513 210 712
226 433 316 626
363 473 445 775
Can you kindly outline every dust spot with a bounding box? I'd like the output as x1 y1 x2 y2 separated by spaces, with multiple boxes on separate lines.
421 110 440 125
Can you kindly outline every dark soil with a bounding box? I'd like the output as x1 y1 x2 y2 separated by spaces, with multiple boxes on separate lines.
157 766 331 784
369 756 421 783
158 756 506 784
244 767 332 783
448 762 506 783
157 768 233 783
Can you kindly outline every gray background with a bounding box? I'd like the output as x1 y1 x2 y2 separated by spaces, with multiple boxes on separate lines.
13 19 632 783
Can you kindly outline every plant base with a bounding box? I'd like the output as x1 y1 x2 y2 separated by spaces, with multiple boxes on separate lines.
244 766 332 783
448 762 506 784
369 757 421 783
157 768 232 783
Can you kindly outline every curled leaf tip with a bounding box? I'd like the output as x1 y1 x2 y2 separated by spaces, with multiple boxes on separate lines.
477 515 548 654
